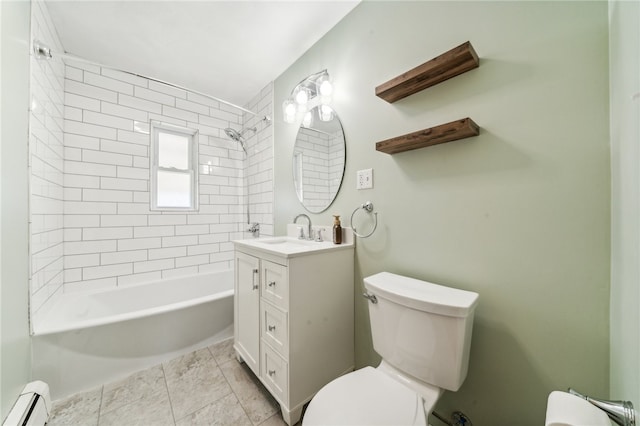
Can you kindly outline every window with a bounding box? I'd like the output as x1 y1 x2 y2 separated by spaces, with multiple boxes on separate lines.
150 121 199 211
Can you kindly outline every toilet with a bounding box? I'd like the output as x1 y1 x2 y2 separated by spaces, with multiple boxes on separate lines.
303 271 479 426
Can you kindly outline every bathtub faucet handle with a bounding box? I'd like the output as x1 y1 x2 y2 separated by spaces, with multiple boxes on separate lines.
247 222 260 237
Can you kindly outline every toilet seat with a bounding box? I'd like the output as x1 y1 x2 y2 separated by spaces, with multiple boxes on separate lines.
302 367 428 426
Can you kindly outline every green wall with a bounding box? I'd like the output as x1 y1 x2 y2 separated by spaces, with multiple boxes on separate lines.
274 2 610 424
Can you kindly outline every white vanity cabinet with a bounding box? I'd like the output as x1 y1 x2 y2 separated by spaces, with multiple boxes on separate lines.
233 234 354 425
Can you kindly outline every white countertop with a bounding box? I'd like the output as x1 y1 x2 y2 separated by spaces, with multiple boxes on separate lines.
233 224 354 258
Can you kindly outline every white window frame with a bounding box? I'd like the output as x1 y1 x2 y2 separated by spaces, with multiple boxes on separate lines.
150 121 199 211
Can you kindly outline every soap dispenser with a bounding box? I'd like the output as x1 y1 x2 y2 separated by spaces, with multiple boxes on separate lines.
333 215 342 244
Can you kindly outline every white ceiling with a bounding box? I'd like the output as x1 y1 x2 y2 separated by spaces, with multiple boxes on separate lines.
45 1 360 108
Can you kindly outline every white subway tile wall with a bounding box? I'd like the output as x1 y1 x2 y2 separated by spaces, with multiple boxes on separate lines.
29 1 66 317
242 83 275 238
29 1 273 323
62 60 273 292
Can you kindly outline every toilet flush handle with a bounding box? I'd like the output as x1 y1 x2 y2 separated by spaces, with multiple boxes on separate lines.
362 293 378 304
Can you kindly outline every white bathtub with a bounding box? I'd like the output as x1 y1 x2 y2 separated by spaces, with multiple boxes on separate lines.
31 271 234 400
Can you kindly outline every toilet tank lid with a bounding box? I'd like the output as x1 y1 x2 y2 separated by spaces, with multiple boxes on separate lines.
364 272 479 317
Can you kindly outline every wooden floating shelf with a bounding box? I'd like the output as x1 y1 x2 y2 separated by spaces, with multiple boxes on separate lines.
375 41 479 103
376 118 479 155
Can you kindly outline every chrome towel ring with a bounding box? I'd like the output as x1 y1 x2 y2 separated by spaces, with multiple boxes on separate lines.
350 201 378 238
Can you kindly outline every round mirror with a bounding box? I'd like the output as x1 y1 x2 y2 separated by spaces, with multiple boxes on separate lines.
292 105 345 213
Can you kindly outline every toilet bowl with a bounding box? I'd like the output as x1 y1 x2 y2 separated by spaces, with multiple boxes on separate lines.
303 366 436 426
303 272 479 426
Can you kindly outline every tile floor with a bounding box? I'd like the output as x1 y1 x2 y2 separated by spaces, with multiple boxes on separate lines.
48 338 299 426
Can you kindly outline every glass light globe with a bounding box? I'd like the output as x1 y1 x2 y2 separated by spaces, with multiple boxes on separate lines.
319 80 333 97
295 87 309 105
282 99 297 123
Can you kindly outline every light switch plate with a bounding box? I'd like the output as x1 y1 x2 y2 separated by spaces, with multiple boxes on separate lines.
357 168 373 190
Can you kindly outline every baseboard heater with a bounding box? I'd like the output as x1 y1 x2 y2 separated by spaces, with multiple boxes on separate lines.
2 381 51 426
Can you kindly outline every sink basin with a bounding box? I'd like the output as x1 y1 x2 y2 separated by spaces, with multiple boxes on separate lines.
259 238 316 246
233 226 354 258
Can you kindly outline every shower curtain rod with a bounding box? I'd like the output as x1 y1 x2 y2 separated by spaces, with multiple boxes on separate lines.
33 40 260 117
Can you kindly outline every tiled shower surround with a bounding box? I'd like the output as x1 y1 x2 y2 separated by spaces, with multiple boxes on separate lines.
29 0 273 324
61 59 272 290
29 0 66 317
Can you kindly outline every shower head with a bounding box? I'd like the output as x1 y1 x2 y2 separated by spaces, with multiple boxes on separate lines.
223 116 270 153
224 128 244 142
224 126 256 153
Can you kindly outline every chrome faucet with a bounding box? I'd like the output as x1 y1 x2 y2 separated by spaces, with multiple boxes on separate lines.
293 213 312 240
247 222 260 237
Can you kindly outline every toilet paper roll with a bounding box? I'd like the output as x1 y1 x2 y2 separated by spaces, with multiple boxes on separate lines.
545 391 613 426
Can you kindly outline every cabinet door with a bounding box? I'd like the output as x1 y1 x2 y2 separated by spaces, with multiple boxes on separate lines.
235 251 261 375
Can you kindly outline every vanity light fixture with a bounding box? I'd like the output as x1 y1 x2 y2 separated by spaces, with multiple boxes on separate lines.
283 69 333 124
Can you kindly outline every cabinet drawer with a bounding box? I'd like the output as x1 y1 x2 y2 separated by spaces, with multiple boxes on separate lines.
261 260 288 309
261 301 288 358
262 342 288 403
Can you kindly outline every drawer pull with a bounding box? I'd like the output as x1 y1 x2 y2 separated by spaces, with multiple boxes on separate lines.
268 369 276 376
268 281 276 287
268 325 276 331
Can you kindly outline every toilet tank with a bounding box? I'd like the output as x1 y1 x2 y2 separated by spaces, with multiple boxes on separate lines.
364 272 479 392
